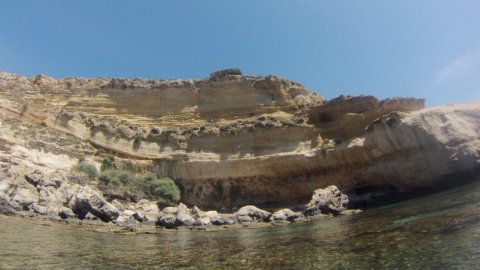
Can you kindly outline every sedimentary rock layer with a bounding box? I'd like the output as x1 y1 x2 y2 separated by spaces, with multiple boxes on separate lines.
1 69 478 210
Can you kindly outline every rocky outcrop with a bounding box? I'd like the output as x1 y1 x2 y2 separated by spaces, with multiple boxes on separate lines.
304 186 349 216
1 69 479 220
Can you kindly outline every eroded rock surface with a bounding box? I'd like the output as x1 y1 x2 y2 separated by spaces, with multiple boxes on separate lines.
0 69 479 231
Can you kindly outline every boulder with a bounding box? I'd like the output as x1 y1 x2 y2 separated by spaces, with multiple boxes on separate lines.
157 211 177 228
25 170 63 189
270 209 303 222
194 217 212 226
211 214 236 225
134 199 160 222
157 204 196 228
304 185 349 216
235 205 271 222
176 203 195 226
68 186 120 222
114 210 138 229
10 187 36 211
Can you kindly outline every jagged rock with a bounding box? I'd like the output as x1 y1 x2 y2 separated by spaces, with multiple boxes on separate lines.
24 170 43 187
157 204 197 228
58 207 76 219
68 186 120 222
37 186 66 209
176 203 196 226
10 187 36 211
25 170 63 189
0 197 15 215
157 208 178 228
270 209 303 222
304 185 349 216
114 210 138 229
190 206 217 226
235 205 271 222
134 199 160 222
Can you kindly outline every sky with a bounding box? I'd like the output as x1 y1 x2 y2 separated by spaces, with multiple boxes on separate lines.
1 0 479 106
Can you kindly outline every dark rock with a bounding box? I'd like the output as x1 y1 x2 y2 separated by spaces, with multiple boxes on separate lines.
58 207 76 219
211 214 236 225
25 170 63 188
68 187 120 222
84 212 98 220
0 197 15 215
304 185 349 216
209 68 242 81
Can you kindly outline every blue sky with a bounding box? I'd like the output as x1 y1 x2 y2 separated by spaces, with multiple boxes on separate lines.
1 1 479 106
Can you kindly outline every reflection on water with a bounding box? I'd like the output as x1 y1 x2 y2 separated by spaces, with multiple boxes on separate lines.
2 180 480 269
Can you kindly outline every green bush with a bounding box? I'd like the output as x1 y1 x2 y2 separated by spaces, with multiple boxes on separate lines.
99 169 134 187
98 169 181 202
72 161 99 179
101 155 116 171
137 173 181 202
124 160 141 173
133 132 142 149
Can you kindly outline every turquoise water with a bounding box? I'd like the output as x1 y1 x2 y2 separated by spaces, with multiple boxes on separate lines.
2 180 480 269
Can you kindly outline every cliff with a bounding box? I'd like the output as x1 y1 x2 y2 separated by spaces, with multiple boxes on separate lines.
0 69 478 216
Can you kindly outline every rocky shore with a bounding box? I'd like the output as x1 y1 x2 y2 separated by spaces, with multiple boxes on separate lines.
0 164 360 231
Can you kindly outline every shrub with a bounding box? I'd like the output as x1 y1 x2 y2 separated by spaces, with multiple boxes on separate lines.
98 169 181 202
133 132 142 149
99 169 135 187
101 155 116 171
136 174 181 202
72 161 99 179
124 160 141 173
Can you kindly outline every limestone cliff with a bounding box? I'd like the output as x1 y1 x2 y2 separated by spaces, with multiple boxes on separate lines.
0 69 478 211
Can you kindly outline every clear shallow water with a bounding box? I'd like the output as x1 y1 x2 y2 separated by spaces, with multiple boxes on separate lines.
2 181 480 269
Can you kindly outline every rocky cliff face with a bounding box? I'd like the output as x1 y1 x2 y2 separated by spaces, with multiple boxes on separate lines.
0 69 478 212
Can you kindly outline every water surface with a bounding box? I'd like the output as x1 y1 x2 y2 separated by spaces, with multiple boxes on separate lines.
2 180 480 269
